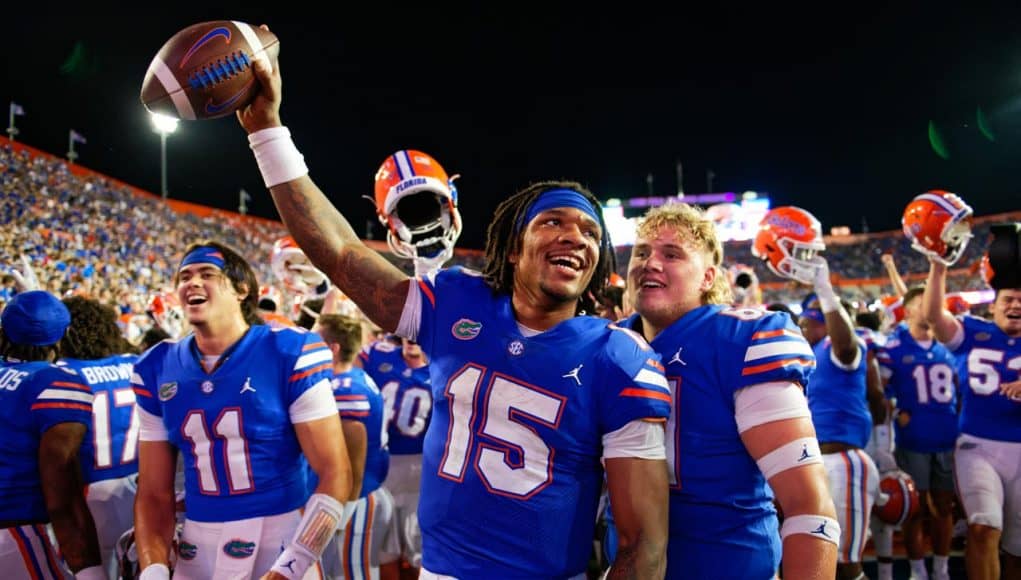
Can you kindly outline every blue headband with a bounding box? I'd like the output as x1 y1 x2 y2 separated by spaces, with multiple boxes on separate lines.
1 290 71 346
800 293 825 323
517 188 601 234
179 246 226 271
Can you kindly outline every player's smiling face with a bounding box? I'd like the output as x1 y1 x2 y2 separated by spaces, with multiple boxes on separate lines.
628 226 715 334
992 288 1021 336
176 263 243 325
510 207 601 305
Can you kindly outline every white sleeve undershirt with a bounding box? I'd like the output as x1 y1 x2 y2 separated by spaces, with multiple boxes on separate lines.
138 406 169 442
733 381 811 433
395 279 422 341
289 378 339 424
602 419 666 460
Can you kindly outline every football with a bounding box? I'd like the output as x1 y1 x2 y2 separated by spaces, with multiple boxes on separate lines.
141 21 279 120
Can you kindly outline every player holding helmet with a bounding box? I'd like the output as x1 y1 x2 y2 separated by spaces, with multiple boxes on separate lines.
755 206 884 579
912 193 1021 580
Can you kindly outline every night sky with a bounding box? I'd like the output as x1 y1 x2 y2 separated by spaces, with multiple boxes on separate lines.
5 4 1021 250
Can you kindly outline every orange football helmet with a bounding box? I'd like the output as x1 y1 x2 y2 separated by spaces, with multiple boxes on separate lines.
902 190 973 265
374 150 461 273
752 206 826 284
875 472 921 526
271 236 330 298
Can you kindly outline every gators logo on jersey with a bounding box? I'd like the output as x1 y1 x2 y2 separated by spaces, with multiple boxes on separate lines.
222 539 256 559
451 318 482 340
158 382 178 401
178 541 198 560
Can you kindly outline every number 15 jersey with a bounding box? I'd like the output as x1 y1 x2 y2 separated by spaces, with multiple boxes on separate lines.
401 268 671 579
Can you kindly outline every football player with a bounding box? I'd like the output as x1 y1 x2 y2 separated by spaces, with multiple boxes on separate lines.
755 206 882 579
60 296 140 578
623 203 836 579
313 314 398 580
359 335 431 573
239 56 671 577
132 242 352 580
911 193 1021 580
0 291 104 579
875 286 959 580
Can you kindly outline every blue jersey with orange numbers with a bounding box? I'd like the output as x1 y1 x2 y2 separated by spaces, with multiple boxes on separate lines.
60 354 139 483
132 325 335 522
952 315 1021 442
0 359 93 521
877 324 958 452
408 268 671 579
807 336 871 448
360 342 432 456
335 367 389 497
624 305 815 580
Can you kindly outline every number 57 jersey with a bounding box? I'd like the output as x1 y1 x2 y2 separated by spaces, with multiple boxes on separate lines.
405 268 671 579
950 315 1021 442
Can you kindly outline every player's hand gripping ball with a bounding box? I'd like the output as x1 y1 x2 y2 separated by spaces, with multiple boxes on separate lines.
141 21 279 120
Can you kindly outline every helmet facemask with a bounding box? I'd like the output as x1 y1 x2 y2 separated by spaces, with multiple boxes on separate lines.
383 189 462 276
938 215 973 266
773 238 825 284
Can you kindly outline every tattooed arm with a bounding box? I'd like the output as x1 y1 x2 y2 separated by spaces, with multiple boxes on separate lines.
268 176 410 332
237 42 410 332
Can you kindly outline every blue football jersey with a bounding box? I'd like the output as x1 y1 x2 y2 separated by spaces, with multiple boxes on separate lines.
132 326 335 522
877 325 958 452
624 305 815 579
807 336 872 448
0 360 94 521
360 341 432 456
335 367 389 497
952 315 1021 442
61 354 139 483
409 268 672 578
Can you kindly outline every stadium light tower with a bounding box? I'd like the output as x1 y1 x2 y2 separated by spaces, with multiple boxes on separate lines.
150 113 179 200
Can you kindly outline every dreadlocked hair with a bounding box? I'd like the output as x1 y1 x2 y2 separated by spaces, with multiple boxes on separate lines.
482 180 616 315
176 241 265 328
62 296 135 359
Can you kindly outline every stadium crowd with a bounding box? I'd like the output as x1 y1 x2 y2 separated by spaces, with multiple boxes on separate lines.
1 107 1019 580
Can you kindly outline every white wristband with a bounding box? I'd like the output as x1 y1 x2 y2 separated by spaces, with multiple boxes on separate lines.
270 546 315 580
248 126 309 188
814 282 839 313
74 565 106 580
780 514 841 546
138 563 171 580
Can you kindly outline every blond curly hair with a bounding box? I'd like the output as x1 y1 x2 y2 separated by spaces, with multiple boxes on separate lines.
635 203 733 305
